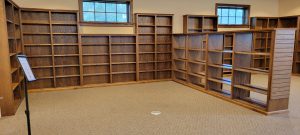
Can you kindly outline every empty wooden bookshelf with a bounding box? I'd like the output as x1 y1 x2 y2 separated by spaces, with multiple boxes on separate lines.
0 0 24 116
173 29 296 114
183 15 218 34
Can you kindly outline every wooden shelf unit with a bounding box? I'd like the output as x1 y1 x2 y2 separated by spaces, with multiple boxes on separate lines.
223 33 233 74
173 29 296 114
251 17 279 29
183 15 218 34
21 9 80 89
135 13 173 81
0 0 24 116
251 16 300 75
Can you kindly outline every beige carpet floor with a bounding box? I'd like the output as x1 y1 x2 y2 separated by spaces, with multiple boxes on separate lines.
0 75 300 135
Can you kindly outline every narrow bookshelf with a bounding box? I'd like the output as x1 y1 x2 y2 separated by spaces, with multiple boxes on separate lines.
81 35 110 85
111 35 137 83
187 34 207 87
232 29 295 113
136 13 173 81
206 33 232 97
252 31 272 70
183 15 218 34
173 34 187 82
223 33 233 74
0 0 24 116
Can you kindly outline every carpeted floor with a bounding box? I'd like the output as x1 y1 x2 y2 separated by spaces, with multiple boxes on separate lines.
0 75 299 135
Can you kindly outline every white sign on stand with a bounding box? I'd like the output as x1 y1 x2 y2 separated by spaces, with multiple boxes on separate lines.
17 55 36 82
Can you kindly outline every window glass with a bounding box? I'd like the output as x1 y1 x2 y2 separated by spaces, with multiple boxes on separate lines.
82 0 130 23
216 4 249 25
83 2 94 12
83 12 94 21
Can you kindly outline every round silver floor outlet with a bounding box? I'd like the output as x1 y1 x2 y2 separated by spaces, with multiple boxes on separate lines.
151 111 161 116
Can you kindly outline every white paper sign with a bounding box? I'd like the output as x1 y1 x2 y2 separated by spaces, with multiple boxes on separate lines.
17 55 36 82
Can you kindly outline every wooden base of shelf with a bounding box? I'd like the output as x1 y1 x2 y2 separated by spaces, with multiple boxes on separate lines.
173 79 270 115
29 79 172 93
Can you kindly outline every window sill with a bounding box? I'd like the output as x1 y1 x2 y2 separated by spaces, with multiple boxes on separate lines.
218 25 250 28
80 22 134 27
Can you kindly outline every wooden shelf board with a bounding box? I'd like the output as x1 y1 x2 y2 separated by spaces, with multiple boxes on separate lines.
83 63 109 66
53 33 78 35
157 69 172 72
11 68 18 74
234 67 269 75
208 64 232 69
111 71 136 75
52 22 77 25
22 22 50 25
24 44 51 46
139 70 156 73
139 61 155 64
11 83 19 90
174 58 187 61
138 24 155 27
27 55 52 58
207 77 232 85
207 88 232 98
54 54 79 57
157 25 172 27
82 53 109 56
234 98 267 110
83 73 110 76
139 52 155 54
235 51 270 56
138 43 155 45
174 69 187 74
55 65 80 68
138 33 155 35
157 42 172 45
188 72 205 78
56 75 80 78
208 50 233 53
53 43 78 46
112 62 136 65
23 33 50 35
157 60 172 63
157 52 172 54
36 76 54 79
31 66 53 69
7 19 14 24
174 47 185 50
111 53 136 55
9 53 17 57
81 43 108 46
111 43 136 45
188 60 206 65
234 84 268 95
188 48 206 51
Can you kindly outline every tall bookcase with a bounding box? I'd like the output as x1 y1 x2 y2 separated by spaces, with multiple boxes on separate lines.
173 29 296 114
183 15 218 34
135 13 173 81
251 16 300 75
21 9 81 89
0 0 24 116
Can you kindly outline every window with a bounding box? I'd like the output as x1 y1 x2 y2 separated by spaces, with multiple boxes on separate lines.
216 3 250 27
79 0 132 25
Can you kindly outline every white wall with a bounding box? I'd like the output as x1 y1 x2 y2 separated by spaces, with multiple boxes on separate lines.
279 0 300 16
13 0 279 34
